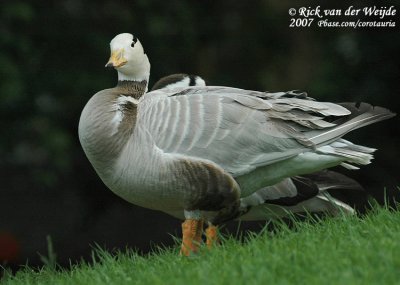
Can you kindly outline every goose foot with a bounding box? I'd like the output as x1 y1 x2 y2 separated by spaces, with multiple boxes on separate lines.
205 224 219 248
180 219 204 256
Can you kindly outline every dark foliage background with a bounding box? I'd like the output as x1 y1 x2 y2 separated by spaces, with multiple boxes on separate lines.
0 0 399 268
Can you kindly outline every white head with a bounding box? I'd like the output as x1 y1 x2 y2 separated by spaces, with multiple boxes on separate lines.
105 33 150 83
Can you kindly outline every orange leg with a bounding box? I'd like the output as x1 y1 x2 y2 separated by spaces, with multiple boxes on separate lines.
205 224 219 248
180 219 204 256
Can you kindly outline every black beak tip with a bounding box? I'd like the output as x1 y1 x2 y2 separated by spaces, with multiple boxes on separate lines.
105 63 114 68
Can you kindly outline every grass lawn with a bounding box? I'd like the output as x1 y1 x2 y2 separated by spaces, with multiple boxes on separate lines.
2 206 400 285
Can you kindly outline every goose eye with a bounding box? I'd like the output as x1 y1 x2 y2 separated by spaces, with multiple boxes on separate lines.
131 36 138 47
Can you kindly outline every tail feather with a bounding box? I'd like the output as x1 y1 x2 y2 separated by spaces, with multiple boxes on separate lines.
307 103 395 146
316 139 375 166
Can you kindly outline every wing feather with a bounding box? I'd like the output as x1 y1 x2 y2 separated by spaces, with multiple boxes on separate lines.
139 87 393 177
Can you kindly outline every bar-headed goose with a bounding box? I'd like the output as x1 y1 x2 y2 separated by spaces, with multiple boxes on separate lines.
151 73 206 91
79 33 395 256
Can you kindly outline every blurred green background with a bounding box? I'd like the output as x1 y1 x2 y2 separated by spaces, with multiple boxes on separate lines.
0 0 399 268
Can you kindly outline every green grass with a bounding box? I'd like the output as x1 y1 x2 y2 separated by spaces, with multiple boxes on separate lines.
3 206 400 285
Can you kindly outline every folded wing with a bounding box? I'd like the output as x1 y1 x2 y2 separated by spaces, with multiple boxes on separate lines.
139 86 382 176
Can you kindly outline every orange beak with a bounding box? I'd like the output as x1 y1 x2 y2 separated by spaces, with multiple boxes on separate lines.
105 49 127 68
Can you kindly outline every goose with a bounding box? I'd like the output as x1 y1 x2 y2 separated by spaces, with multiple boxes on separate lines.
151 73 206 91
78 33 395 256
